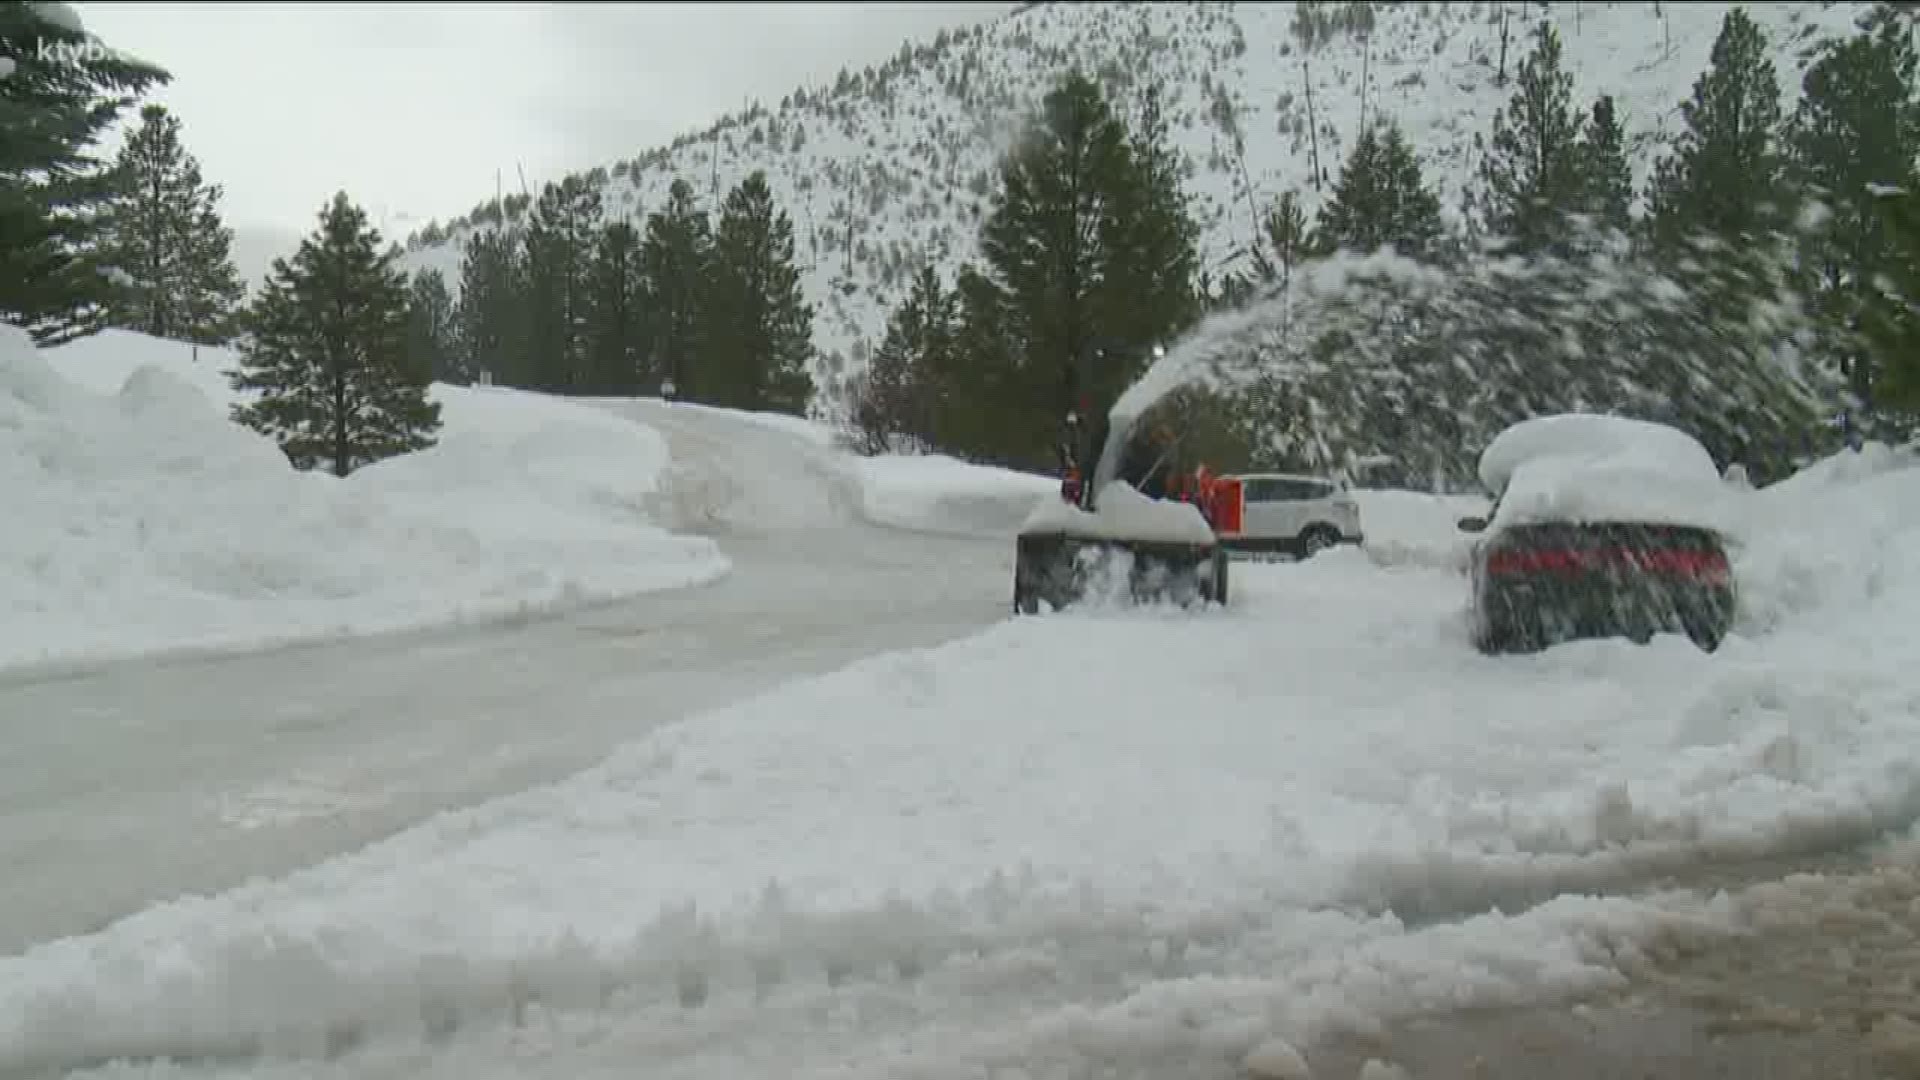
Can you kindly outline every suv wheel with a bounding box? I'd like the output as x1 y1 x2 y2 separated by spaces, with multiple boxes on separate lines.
1299 525 1340 558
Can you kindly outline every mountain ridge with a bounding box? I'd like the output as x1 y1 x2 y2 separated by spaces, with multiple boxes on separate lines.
397 1 1876 419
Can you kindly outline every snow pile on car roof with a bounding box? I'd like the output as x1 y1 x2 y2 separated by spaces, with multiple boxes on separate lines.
1479 413 1738 532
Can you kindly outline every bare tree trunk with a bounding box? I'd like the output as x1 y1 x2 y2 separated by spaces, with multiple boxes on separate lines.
1303 60 1324 190
1496 3 1510 86
1359 32 1371 133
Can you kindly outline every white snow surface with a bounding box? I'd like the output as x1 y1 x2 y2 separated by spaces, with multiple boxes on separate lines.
852 451 1057 535
2 328 728 672
1351 489 1491 572
1478 413 1739 533
1020 480 1218 545
6 432 1920 1077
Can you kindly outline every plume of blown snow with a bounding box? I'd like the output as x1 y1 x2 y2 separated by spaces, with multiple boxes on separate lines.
1109 223 1844 485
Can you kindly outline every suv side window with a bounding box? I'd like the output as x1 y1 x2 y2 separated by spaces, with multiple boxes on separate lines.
1264 479 1321 501
1242 478 1282 502
1296 479 1337 501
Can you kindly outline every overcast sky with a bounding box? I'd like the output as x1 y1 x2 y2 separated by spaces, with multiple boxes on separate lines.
75 1 1014 259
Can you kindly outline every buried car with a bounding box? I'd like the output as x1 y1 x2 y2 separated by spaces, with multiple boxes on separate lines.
1457 414 1740 655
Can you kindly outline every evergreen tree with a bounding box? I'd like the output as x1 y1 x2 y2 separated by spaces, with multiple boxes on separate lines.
1786 10 1920 404
583 219 648 395
1314 119 1445 258
1573 95 1634 233
1257 190 1311 283
1646 8 1791 247
943 265 1023 460
1 2 170 343
182 196 245 341
1474 21 1584 253
451 228 523 386
640 178 713 400
1104 82 1203 347
229 192 441 476
406 268 459 384
851 264 958 452
520 175 602 393
99 103 244 344
705 171 815 413
1860 184 1920 414
969 71 1200 465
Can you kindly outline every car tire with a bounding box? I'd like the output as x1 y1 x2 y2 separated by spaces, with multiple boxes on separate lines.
1681 613 1724 653
1298 525 1341 558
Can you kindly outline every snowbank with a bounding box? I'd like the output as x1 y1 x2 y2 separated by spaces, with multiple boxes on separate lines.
1353 488 1491 571
656 397 839 448
1732 440 1920 637
42 329 239 403
1480 413 1738 532
849 452 1057 535
4 328 726 672
1020 479 1217 544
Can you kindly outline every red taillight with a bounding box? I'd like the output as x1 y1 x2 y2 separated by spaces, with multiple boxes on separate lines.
1486 546 1730 584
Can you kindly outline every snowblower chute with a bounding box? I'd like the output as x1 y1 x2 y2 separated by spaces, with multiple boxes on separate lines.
1012 389 1229 615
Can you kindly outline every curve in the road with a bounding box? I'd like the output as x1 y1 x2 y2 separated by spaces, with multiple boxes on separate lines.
0 400 1010 958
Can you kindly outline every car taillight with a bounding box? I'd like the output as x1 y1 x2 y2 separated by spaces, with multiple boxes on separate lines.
1487 547 1730 584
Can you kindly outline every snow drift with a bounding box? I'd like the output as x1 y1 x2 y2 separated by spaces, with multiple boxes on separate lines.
850 452 1057 536
2 328 727 672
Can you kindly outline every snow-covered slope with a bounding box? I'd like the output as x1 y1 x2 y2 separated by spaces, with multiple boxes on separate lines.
3 328 728 673
399 1 1873 407
4 434 1916 1078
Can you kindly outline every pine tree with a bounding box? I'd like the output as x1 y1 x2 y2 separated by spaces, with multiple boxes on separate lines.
1860 184 1920 413
1 2 169 343
705 171 815 414
99 103 244 344
583 219 648 395
229 192 441 476
1474 21 1584 253
451 228 524 386
1786 9 1920 405
640 178 713 400
406 268 459 384
1104 82 1203 346
520 175 602 393
1573 95 1634 233
1256 190 1311 283
943 265 1023 460
970 71 1200 465
182 196 245 341
1314 120 1444 258
1646 8 1791 248
852 264 958 452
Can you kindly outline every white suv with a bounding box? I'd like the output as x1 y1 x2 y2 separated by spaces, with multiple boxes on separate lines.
1219 473 1364 558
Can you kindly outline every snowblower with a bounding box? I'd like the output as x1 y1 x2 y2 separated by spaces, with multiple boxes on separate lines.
1012 358 1230 615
